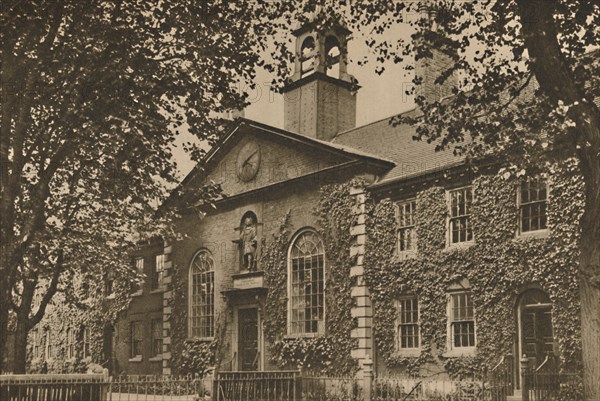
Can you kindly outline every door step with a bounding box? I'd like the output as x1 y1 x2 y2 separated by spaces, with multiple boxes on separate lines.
507 389 523 401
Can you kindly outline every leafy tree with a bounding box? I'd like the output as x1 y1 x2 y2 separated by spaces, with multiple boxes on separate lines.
264 0 598 399
0 0 273 373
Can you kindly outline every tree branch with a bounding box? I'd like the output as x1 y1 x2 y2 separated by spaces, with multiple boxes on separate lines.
28 250 64 329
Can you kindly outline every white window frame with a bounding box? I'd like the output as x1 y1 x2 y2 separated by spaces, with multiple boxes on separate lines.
152 254 165 291
66 326 75 359
188 250 215 340
150 318 163 359
133 257 144 295
44 328 52 360
446 290 477 355
32 329 41 359
129 321 143 361
287 228 326 337
447 186 475 247
517 177 550 238
396 200 417 259
395 296 421 355
82 325 91 359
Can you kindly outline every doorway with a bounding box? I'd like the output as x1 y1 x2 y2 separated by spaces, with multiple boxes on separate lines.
102 324 116 373
237 308 260 371
515 289 555 387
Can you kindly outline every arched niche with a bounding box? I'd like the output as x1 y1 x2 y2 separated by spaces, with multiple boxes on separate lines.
325 35 341 78
300 36 316 78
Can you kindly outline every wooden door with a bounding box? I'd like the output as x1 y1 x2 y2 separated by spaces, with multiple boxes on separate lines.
522 306 554 368
238 308 259 371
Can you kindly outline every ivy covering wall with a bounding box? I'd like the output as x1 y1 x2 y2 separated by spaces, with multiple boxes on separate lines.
25 278 132 374
261 183 359 375
364 161 584 378
172 183 360 376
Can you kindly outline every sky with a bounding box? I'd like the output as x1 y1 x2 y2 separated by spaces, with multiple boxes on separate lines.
173 20 417 179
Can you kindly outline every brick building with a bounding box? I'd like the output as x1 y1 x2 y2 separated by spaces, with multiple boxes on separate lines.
119 19 581 390
33 17 584 394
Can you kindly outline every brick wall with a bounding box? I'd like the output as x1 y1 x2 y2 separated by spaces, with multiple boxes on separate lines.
113 241 164 375
416 49 456 104
202 132 343 198
172 168 359 371
284 77 356 141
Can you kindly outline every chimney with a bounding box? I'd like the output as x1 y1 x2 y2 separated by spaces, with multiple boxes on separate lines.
282 22 358 142
226 108 245 120
415 2 457 105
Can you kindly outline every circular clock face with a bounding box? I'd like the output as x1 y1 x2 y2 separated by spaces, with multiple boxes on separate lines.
236 142 261 182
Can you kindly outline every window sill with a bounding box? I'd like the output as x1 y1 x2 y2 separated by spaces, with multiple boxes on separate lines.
394 349 421 358
106 294 116 300
445 241 476 251
284 332 321 340
516 229 550 240
442 348 477 358
149 355 162 362
150 288 165 294
129 356 143 363
396 251 417 261
188 337 214 342
131 291 143 297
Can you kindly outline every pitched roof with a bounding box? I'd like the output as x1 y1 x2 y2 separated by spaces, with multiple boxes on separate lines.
232 118 396 166
332 109 464 185
179 117 395 189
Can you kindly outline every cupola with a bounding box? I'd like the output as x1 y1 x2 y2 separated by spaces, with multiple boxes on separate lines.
282 22 358 142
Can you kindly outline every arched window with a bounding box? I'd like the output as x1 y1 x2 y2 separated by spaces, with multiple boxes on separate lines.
189 250 215 338
288 229 325 335
300 36 316 78
325 35 341 78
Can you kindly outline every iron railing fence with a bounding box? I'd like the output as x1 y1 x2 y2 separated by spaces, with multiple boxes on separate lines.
301 375 363 401
521 354 583 401
0 373 108 401
373 376 485 401
108 374 209 401
484 355 514 401
213 371 301 401
524 372 583 401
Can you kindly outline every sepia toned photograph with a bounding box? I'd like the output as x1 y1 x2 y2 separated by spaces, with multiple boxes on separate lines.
1 1 598 400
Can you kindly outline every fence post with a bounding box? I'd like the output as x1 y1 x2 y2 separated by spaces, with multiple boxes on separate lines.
212 370 218 401
362 357 374 401
521 357 530 401
101 368 110 401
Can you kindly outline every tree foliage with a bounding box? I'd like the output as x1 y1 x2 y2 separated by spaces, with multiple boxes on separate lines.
0 0 276 373
258 1 599 399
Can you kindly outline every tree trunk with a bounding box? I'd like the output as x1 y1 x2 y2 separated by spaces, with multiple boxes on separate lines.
514 1 600 399
579 220 600 401
12 315 30 374
0 297 8 373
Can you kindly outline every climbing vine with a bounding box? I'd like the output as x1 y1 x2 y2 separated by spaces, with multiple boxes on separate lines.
26 273 134 374
364 161 584 378
169 250 227 376
260 182 362 375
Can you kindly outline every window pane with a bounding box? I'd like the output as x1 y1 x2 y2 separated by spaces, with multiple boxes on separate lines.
450 292 475 348
153 254 165 290
398 297 420 349
520 179 548 233
130 322 142 358
289 231 325 335
151 319 162 357
397 201 417 252
190 251 215 338
449 188 472 244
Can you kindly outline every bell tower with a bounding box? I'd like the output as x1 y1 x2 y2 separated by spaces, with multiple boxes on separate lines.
282 22 358 142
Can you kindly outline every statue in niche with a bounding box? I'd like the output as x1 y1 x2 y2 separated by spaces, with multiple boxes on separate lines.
240 215 258 271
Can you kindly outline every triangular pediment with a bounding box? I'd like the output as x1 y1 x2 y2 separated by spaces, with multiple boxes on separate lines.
179 119 393 204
